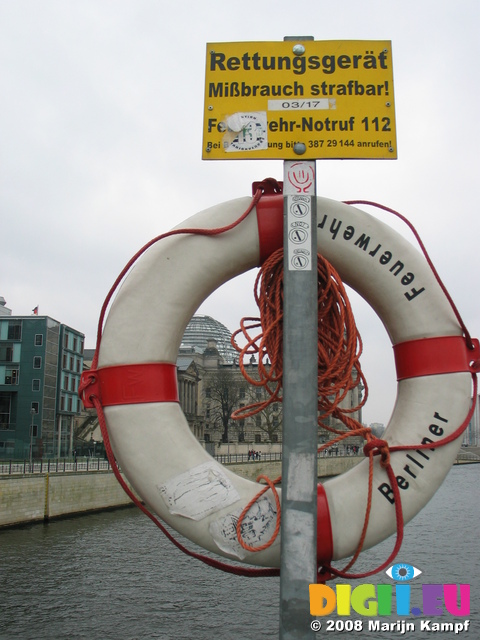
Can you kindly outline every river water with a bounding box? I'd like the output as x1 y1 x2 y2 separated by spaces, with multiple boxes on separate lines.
1 465 478 640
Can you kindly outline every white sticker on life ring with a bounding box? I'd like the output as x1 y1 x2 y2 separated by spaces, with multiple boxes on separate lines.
209 495 279 560
158 462 240 521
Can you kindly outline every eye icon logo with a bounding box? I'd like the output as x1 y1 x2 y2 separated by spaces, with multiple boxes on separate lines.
386 563 422 582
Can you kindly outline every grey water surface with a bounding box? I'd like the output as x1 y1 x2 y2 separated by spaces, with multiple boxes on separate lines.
1 465 478 640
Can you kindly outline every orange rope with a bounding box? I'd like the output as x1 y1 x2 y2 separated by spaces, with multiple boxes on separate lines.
233 249 369 556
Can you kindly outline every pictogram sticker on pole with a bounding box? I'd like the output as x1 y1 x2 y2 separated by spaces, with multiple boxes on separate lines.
285 161 315 270
203 40 396 160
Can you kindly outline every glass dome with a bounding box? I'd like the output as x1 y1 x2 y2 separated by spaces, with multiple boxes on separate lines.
181 314 237 363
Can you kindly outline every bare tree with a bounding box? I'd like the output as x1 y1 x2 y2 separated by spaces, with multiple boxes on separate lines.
204 367 243 443
245 384 283 442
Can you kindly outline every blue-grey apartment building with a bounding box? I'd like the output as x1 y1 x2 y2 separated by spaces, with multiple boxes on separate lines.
0 309 84 459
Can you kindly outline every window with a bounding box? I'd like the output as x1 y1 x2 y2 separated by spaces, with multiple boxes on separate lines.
239 386 246 399
7 321 22 340
69 356 74 370
5 369 19 385
0 394 11 429
34 334 43 346
73 337 77 352
64 334 69 349
60 395 65 410
76 359 81 373
70 377 76 392
31 402 39 414
33 356 42 369
64 375 69 390
0 345 13 362
68 397 73 412
32 379 40 391
63 354 67 369
255 434 262 443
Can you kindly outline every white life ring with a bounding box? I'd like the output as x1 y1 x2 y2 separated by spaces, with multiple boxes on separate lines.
84 193 477 568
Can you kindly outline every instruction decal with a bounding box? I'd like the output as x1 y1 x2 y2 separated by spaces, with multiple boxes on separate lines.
209 495 279 559
158 462 240 521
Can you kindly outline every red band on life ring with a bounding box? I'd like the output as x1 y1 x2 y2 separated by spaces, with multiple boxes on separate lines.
256 194 283 264
80 363 179 408
317 483 334 565
393 336 480 381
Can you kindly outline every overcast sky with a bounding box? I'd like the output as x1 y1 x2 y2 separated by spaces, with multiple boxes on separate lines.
1 1 479 425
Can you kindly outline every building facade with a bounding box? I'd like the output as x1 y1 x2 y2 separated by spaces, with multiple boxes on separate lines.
0 315 84 459
75 314 364 456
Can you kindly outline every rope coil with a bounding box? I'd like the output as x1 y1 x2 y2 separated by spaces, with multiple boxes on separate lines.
231 245 370 565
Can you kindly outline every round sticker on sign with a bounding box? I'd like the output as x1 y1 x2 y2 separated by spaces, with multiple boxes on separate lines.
223 112 268 152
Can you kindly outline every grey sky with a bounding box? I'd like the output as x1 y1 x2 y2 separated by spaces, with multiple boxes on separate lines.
2 1 479 424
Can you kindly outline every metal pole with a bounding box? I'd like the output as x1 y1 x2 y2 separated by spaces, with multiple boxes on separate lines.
279 38 318 634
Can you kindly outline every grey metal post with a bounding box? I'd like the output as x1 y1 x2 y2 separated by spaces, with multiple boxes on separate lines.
279 139 318 639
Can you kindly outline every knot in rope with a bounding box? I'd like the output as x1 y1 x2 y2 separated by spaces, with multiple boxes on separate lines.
470 358 480 373
252 177 283 195
364 437 391 468
317 567 336 583
78 371 98 409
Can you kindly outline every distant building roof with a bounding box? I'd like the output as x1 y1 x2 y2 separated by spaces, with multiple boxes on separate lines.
181 314 238 363
0 297 12 316
176 356 196 371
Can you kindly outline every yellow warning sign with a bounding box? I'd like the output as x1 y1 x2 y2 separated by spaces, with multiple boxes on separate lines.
202 40 396 160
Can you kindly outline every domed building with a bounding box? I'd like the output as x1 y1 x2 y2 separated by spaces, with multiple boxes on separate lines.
181 314 238 363
177 314 282 451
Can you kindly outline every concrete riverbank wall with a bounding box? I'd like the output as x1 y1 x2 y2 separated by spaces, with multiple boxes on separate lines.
230 455 361 482
0 471 136 528
0 457 361 529
2 454 477 529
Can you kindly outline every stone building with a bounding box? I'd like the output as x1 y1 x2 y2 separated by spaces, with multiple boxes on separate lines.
76 314 364 455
